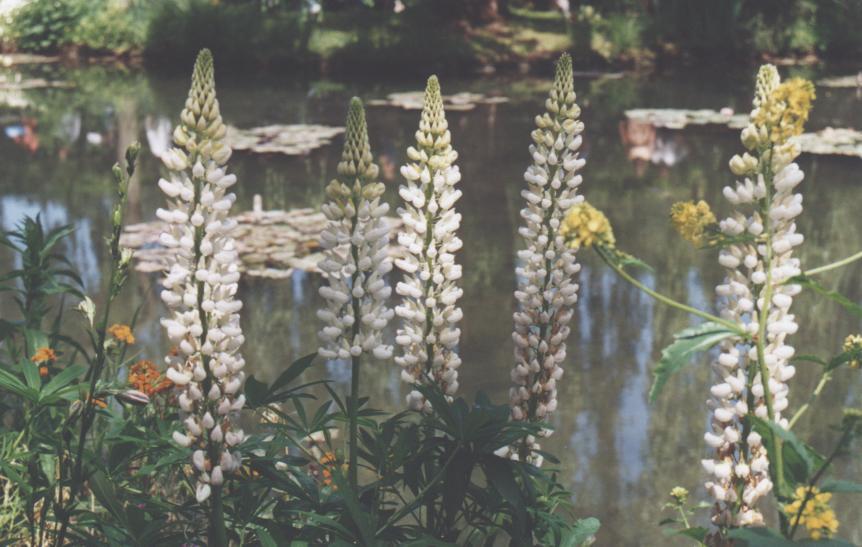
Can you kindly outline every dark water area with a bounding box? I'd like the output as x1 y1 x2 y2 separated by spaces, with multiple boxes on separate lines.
1 61 861 545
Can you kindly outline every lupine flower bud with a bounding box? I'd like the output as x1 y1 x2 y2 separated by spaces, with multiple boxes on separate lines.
159 50 245 503
394 76 463 410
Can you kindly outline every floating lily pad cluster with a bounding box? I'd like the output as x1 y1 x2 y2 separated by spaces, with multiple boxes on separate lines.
817 74 862 88
367 90 508 111
792 127 862 158
121 207 402 279
225 124 345 155
624 108 749 129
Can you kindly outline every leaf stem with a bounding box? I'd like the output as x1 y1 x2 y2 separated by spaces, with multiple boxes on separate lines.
804 250 862 276
597 246 747 336
788 370 832 429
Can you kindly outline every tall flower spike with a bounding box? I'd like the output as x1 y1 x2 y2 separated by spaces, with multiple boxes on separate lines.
395 75 464 411
317 97 394 362
158 49 246 504
506 53 585 465
703 64 813 529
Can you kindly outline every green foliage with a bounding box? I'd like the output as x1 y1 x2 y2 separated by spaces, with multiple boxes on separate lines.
649 322 736 403
7 0 84 52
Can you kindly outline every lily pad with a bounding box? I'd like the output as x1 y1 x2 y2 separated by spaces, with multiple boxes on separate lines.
817 74 862 88
225 124 345 156
624 108 748 129
792 127 862 158
121 205 402 279
367 91 508 111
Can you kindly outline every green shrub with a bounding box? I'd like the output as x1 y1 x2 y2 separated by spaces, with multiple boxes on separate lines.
8 0 83 53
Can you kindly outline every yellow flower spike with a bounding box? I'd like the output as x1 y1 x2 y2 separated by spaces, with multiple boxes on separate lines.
670 200 716 246
842 334 862 368
107 323 135 345
782 486 839 540
560 202 615 249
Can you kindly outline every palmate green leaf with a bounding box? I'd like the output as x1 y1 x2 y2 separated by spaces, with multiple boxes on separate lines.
560 517 601 547
820 479 862 493
789 274 862 319
649 322 736 403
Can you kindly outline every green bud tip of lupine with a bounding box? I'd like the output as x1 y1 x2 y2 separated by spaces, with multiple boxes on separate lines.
343 98 368 161
553 52 574 97
754 64 780 109
125 141 141 174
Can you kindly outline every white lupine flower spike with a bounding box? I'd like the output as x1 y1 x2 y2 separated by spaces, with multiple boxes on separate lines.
705 65 814 528
395 75 464 411
318 97 393 488
317 97 394 363
159 49 246 503
502 53 584 466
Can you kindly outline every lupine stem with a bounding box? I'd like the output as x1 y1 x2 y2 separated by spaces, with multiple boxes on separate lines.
596 246 748 336
804 250 862 276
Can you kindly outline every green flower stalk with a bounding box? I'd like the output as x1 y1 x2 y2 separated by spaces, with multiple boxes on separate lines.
157 50 245 545
317 97 393 488
395 76 464 411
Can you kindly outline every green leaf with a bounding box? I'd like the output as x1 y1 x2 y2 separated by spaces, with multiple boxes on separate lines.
750 417 824 495
561 517 600 547
41 364 86 397
650 322 735 402
22 360 41 390
789 275 862 319
727 527 788 546
89 470 127 526
0 368 37 401
669 526 707 542
270 352 316 393
820 479 862 494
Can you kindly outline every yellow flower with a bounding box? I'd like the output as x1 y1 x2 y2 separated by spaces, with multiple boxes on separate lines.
669 486 689 505
754 77 816 145
782 486 839 540
31 347 57 364
670 200 716 246
561 202 615 249
107 324 135 345
843 334 862 369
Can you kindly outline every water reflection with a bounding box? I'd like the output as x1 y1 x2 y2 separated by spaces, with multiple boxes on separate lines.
1 62 861 545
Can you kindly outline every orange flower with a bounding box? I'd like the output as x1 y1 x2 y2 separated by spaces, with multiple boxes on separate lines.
107 324 135 345
31 347 57 364
128 360 173 396
90 396 107 409
39 366 49 377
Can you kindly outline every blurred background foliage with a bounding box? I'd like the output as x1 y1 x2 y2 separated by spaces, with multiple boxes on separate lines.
2 0 862 74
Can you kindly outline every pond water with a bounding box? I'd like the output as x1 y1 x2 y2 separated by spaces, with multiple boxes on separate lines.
1 61 861 545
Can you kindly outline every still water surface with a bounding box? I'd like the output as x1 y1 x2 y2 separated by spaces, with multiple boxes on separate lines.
1 61 861 545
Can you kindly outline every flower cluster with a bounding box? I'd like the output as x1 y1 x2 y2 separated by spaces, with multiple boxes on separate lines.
317 98 393 363
703 64 813 527
753 78 816 144
843 334 862 369
782 487 839 540
128 360 173 396
157 49 246 503
670 200 716 246
108 323 136 345
506 53 585 464
31 346 57 377
394 75 464 411
561 201 614 249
